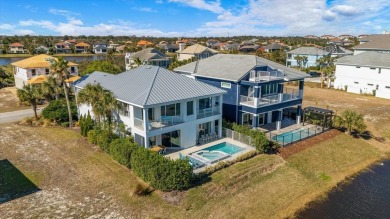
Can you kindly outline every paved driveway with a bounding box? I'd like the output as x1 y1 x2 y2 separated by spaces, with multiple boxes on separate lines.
0 108 43 124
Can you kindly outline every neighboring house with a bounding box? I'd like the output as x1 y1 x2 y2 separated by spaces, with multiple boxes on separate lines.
34 46 49 54
75 42 90 53
125 48 171 70
328 37 353 46
220 42 240 51
263 43 282 53
115 45 126 53
339 34 354 39
239 42 260 53
177 44 218 61
9 43 27 54
324 44 353 57
286 47 330 67
55 42 72 53
75 65 226 148
353 34 390 55
304 35 319 39
11 54 78 88
174 54 308 130
206 39 220 47
137 40 153 47
358 34 369 39
108 43 120 50
93 42 107 53
158 43 179 53
320 35 336 40
334 52 390 99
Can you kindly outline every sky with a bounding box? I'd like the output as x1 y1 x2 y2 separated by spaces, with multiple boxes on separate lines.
0 0 390 37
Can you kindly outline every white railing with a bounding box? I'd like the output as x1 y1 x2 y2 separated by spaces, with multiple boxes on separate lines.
134 118 144 130
222 128 255 147
249 70 284 82
197 107 220 119
149 116 183 130
259 95 280 105
240 88 300 107
240 95 255 105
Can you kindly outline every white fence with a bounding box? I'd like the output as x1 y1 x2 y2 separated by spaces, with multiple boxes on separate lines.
222 128 255 147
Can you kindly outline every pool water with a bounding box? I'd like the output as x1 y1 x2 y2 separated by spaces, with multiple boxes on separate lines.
205 142 244 155
272 129 312 144
198 151 225 160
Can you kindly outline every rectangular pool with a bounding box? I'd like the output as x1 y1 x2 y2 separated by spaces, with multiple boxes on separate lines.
190 142 245 164
272 128 314 144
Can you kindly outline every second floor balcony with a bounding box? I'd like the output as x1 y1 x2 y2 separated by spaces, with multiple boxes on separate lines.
197 106 220 119
240 88 300 107
148 116 183 130
248 70 284 82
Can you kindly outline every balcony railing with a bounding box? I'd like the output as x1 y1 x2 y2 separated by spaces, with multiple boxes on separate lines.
148 116 183 130
134 118 144 130
249 70 284 82
197 107 220 119
240 88 300 107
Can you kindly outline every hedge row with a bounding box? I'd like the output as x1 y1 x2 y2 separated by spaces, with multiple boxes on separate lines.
86 128 193 191
130 147 193 191
231 123 274 153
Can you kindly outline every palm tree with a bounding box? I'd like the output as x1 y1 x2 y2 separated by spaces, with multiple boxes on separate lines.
17 84 42 119
41 76 63 101
133 57 143 68
338 110 367 134
316 56 336 88
77 83 118 129
323 65 335 88
50 57 73 127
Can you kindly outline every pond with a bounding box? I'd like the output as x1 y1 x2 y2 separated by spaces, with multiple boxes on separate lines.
297 159 390 218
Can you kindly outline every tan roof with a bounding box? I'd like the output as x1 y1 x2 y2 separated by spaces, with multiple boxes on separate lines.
10 42 23 47
11 54 78 69
65 75 81 83
354 34 390 50
75 42 90 47
178 44 218 54
28 75 47 84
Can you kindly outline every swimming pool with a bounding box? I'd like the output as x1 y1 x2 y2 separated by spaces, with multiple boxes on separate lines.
272 128 313 144
205 142 244 155
190 142 245 164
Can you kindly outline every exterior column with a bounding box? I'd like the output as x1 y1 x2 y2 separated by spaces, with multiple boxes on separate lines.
143 108 148 132
267 111 272 124
296 105 302 124
254 86 260 107
276 110 283 130
252 114 258 128
298 80 304 98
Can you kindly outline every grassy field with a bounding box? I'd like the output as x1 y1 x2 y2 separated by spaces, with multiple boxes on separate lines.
0 123 386 218
0 87 31 113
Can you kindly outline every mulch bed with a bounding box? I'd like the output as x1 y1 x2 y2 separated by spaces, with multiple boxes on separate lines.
278 129 341 159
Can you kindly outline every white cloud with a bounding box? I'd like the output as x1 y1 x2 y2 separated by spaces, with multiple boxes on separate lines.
0 24 14 29
168 0 224 14
49 8 79 18
15 29 36 35
132 7 157 13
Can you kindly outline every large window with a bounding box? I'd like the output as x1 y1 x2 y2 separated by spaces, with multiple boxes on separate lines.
187 101 194 116
162 130 181 148
242 113 253 126
161 103 180 117
261 84 278 96
118 101 129 116
198 97 212 110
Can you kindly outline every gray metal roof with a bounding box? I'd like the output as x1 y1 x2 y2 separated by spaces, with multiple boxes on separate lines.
287 47 330 56
174 54 308 82
336 51 390 68
129 48 168 61
264 43 281 50
75 65 226 107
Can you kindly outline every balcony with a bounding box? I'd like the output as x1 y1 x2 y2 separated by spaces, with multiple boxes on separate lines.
248 70 284 82
134 118 144 130
197 107 220 119
148 116 183 130
240 88 300 107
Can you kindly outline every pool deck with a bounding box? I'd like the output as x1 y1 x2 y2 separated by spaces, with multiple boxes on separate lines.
165 138 256 173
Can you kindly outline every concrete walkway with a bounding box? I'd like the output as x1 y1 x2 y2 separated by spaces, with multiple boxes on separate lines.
0 108 43 124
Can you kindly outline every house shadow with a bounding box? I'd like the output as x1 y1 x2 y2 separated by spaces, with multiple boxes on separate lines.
0 159 40 204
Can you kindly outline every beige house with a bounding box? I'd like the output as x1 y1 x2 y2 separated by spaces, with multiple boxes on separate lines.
9 42 27 54
11 54 78 88
177 44 218 61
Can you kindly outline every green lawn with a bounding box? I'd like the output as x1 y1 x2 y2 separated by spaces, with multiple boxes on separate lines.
0 125 383 218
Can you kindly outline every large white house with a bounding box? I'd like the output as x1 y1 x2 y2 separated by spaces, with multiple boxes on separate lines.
11 54 78 88
334 52 390 99
75 65 226 148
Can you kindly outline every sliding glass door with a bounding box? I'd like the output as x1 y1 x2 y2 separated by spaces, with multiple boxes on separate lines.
161 130 181 148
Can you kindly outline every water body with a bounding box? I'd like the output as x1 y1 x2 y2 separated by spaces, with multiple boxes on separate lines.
0 55 106 66
298 159 390 219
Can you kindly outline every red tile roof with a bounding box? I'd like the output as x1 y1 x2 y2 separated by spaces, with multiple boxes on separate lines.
10 42 24 47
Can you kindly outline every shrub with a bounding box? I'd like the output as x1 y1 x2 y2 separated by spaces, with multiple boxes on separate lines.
231 123 272 153
42 99 78 123
60 122 69 127
109 137 138 168
96 130 118 153
87 129 98 144
202 150 258 175
79 111 94 137
132 182 152 196
131 147 193 191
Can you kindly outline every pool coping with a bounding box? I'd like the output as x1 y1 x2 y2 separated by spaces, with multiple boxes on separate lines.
165 138 256 173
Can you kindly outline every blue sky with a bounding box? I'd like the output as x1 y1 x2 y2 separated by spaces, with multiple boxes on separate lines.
0 0 390 36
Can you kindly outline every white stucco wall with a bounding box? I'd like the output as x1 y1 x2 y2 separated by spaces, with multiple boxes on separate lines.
334 64 390 99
